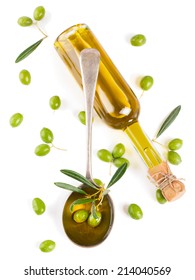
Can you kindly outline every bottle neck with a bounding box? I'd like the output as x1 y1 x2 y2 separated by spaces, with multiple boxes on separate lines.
125 121 162 168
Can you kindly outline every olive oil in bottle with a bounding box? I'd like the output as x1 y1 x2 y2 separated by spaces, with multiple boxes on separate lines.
54 23 185 201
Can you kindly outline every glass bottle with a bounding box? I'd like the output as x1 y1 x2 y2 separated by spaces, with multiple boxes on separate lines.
54 23 185 201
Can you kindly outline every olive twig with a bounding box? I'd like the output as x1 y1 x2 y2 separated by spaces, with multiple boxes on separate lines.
16 6 47 63
86 189 101 199
139 90 145 99
152 139 168 152
97 143 130 175
51 143 67 151
54 163 128 226
33 21 48 38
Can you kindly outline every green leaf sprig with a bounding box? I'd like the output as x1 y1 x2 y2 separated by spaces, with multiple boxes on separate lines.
97 143 130 175
54 163 128 215
15 6 48 63
154 105 181 139
152 105 183 165
15 38 45 63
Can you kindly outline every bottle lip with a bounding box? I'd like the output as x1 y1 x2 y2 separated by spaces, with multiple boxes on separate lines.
55 23 89 41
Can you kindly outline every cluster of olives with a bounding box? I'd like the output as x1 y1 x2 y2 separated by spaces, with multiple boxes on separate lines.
167 138 183 165
17 7 47 85
97 143 129 168
17 6 46 27
73 208 102 227
34 126 65 156
34 127 54 156
155 139 183 204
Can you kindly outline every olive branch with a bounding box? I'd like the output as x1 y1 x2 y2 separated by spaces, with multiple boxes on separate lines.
54 163 128 217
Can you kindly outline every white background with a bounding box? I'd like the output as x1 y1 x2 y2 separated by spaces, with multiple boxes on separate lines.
1 0 194 279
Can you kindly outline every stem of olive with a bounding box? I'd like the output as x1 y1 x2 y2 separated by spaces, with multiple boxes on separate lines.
139 90 145 99
34 22 48 38
51 143 67 151
109 162 112 176
86 186 106 209
152 139 168 152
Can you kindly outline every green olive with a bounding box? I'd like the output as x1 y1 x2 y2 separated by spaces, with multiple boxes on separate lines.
9 113 23 127
130 34 146 46
19 69 31 85
156 189 167 204
34 144 50 156
40 127 54 143
167 151 182 165
87 211 102 227
39 240 55 252
49 95 61 110
33 6 45 21
128 203 143 220
113 157 129 168
140 76 154 91
78 111 94 125
32 198 46 215
168 138 183 150
73 209 89 223
97 149 113 162
112 143 125 158
78 111 86 125
93 178 104 187
17 16 33 27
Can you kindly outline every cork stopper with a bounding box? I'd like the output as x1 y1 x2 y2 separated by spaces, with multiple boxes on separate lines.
148 161 185 201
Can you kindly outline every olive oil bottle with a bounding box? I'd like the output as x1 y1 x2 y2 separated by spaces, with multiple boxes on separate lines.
54 24 185 201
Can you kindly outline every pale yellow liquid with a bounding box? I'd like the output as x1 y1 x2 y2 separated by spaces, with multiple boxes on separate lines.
55 24 162 168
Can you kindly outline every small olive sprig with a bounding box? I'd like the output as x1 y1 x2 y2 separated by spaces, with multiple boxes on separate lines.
97 143 130 171
16 6 47 63
34 127 66 156
54 163 128 227
152 105 182 165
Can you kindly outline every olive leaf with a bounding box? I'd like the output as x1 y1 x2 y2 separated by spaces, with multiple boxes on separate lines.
15 37 45 63
54 182 87 195
70 198 95 212
155 105 181 139
107 163 128 188
60 169 98 190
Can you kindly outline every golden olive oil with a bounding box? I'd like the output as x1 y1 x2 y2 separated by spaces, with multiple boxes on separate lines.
54 24 162 168
63 185 114 247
